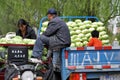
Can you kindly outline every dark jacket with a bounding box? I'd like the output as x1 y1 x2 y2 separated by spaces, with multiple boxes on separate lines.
16 26 36 39
43 17 71 49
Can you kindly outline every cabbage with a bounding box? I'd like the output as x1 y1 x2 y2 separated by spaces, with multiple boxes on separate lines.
99 31 107 36
12 38 24 44
71 22 77 27
0 36 35 44
97 27 105 31
68 27 73 30
99 36 102 40
75 42 83 47
71 38 82 43
73 27 79 31
28 40 36 44
77 23 84 26
82 29 89 34
89 28 95 32
85 24 91 29
79 25 86 30
102 40 110 44
6 39 15 44
13 36 22 40
42 56 47 61
72 35 78 39
97 22 104 26
0 47 6 52
83 41 88 46
23 39 35 44
75 30 81 34
71 40 76 43
66 21 74 27
85 33 91 38
75 19 82 24
42 21 49 27
79 38 83 42
91 24 98 29
0 38 7 44
71 43 75 47
103 43 110 46
78 33 84 38
28 50 32 58
0 36 24 44
42 48 48 56
9 36 23 44
83 20 92 24
71 40 77 43
100 35 109 40
70 31 77 35
41 27 47 32
92 22 98 25
82 37 87 41
74 38 81 42
0 42 6 44
71 36 74 40
92 22 104 26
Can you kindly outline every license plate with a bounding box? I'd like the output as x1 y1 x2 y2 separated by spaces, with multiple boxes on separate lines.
100 74 120 80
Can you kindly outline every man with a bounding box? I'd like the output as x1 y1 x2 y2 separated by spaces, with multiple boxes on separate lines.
32 8 71 71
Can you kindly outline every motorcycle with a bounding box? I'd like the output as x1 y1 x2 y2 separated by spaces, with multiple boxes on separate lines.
5 46 53 80
5 46 41 80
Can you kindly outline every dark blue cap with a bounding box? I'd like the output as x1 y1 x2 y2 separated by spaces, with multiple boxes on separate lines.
47 8 57 15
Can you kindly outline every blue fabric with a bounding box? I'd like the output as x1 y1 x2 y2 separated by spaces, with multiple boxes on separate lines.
52 51 61 67
32 35 61 69
32 35 49 58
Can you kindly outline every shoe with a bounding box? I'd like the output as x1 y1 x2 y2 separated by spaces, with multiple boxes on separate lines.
29 57 42 64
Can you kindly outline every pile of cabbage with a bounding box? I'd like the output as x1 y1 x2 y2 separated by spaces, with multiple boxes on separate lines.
0 36 36 45
41 20 110 47
0 36 48 61
0 36 36 60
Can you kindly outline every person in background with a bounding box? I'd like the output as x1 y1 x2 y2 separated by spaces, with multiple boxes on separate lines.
112 38 119 46
5 19 37 80
31 8 71 80
16 19 36 39
87 30 102 47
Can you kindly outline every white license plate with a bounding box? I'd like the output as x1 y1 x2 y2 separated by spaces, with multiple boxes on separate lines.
100 74 120 80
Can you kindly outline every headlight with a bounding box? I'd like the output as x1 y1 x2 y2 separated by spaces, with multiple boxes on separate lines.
21 71 34 80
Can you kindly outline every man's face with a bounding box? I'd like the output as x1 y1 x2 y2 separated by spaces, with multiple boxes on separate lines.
47 14 53 21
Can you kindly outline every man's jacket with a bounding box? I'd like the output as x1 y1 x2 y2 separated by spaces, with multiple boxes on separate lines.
43 17 71 49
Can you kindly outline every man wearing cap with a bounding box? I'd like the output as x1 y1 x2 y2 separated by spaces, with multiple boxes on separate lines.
32 8 71 79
